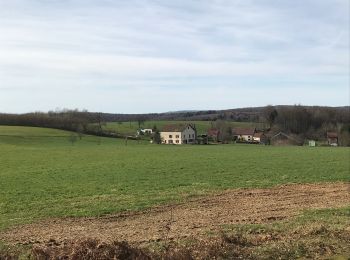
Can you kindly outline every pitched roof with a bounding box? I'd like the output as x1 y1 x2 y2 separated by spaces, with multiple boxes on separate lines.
270 132 302 144
233 128 255 136
253 132 265 138
161 124 194 132
207 128 220 136
327 132 338 138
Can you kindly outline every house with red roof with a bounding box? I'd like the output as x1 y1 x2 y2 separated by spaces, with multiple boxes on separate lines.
327 132 338 146
232 128 256 143
253 132 267 144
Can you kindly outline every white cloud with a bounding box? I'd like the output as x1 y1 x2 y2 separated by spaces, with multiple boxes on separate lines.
0 0 348 112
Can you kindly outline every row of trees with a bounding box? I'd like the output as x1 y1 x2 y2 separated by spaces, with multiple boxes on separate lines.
190 106 349 145
262 105 350 145
1 106 348 145
0 109 106 136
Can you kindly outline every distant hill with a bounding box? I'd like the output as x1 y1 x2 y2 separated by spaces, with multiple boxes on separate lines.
98 105 349 122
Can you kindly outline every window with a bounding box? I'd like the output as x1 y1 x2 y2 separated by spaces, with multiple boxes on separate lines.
192 134 194 138
176 140 179 144
164 140 167 143
169 140 173 144
169 135 172 138
176 135 180 138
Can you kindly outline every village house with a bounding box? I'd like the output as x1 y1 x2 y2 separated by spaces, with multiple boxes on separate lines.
137 128 153 135
327 132 338 146
160 124 196 144
253 132 267 144
232 128 256 143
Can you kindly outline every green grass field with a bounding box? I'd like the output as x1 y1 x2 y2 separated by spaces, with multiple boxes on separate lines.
103 120 263 135
0 125 349 231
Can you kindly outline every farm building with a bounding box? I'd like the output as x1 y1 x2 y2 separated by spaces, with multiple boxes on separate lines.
233 128 256 142
253 132 267 144
309 140 316 147
137 128 153 135
327 132 338 146
160 124 196 144
270 132 303 146
207 128 220 142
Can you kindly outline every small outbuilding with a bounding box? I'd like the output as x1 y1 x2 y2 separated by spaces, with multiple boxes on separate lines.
270 132 303 146
327 132 338 146
308 140 316 147
137 128 153 136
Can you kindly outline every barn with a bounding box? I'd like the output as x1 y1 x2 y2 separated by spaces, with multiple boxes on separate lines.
270 132 303 146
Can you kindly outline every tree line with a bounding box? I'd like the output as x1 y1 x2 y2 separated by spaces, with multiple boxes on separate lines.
262 105 350 145
0 109 102 135
0 106 348 145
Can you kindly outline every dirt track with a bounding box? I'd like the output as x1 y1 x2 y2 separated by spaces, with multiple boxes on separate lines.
1 182 349 246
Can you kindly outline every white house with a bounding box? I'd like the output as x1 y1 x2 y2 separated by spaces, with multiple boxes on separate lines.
233 128 256 142
253 132 267 144
137 128 153 135
160 124 196 144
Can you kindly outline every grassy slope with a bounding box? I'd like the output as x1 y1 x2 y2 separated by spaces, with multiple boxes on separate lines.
0 126 349 230
103 120 263 135
0 126 71 136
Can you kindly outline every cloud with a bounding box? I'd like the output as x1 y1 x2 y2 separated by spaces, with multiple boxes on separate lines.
0 0 348 113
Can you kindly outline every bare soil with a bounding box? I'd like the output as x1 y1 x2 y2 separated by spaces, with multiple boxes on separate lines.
1 182 349 246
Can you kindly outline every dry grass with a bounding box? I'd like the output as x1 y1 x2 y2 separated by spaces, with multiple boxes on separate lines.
24 222 349 260
1 207 349 260
3 213 347 260
31 239 150 260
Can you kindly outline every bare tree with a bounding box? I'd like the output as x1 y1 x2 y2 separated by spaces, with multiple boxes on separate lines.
137 116 145 129
215 120 232 143
263 105 278 129
96 113 106 134
76 124 84 140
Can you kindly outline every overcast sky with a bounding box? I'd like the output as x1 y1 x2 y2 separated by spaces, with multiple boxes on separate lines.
0 0 349 113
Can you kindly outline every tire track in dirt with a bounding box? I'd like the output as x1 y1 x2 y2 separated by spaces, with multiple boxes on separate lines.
1 182 349 246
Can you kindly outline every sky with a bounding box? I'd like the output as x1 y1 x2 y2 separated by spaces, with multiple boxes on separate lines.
0 0 349 113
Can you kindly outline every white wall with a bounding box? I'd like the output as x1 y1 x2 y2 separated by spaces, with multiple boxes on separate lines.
160 126 196 144
160 131 182 144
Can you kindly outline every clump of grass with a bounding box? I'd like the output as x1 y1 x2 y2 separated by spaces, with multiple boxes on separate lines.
31 239 151 260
